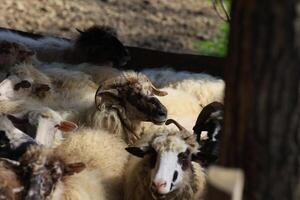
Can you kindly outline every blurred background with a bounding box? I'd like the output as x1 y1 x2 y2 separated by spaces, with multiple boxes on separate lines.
0 0 229 56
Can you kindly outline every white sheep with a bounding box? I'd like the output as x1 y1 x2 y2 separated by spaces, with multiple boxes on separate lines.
124 119 206 200
142 68 225 106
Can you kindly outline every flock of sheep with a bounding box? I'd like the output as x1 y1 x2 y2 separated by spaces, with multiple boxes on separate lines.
0 26 225 200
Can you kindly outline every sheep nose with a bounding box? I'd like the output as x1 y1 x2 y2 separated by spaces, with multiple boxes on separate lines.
152 180 167 194
157 109 167 118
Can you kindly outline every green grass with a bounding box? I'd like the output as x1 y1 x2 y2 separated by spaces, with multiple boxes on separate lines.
194 22 229 57
195 0 231 57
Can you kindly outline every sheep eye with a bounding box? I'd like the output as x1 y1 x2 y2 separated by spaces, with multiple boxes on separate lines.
0 49 10 54
178 149 190 170
0 130 8 148
14 80 32 91
148 147 157 168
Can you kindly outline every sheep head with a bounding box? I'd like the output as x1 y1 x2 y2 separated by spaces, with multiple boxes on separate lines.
0 64 52 101
96 71 168 125
20 146 85 200
0 40 35 68
126 119 199 197
75 25 130 67
193 101 224 167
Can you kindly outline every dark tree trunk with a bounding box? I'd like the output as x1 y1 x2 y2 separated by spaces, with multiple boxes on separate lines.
208 0 300 200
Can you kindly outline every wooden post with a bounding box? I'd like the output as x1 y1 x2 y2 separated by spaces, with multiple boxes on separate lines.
207 0 300 199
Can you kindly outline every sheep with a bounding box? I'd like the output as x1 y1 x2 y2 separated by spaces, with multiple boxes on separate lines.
73 26 130 67
193 102 224 167
91 71 168 144
0 26 130 67
0 113 105 200
142 68 225 106
124 119 206 200
20 146 100 200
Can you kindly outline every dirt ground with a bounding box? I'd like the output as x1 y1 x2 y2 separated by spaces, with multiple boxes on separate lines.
0 0 222 53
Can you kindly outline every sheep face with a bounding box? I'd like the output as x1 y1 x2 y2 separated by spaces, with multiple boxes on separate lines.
0 74 32 101
96 72 168 125
27 109 78 147
193 102 224 167
126 132 198 197
0 40 34 67
0 65 51 101
20 147 85 200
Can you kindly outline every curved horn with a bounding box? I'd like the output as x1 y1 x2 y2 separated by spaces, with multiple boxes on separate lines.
100 74 128 89
152 84 168 96
165 119 189 133
0 158 20 166
76 28 84 34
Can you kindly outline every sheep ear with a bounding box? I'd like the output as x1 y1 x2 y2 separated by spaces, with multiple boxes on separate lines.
76 28 84 34
152 85 168 96
55 121 78 132
14 80 32 91
64 162 86 176
125 146 153 158
125 147 148 158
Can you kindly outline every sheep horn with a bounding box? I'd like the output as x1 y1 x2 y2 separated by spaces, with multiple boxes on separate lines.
95 84 120 109
76 28 84 34
151 84 168 96
101 73 128 88
165 119 189 133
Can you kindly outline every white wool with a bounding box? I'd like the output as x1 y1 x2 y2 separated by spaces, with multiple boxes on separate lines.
60 170 106 200
0 31 72 51
142 68 225 105
42 62 120 84
55 128 129 200
156 87 202 132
